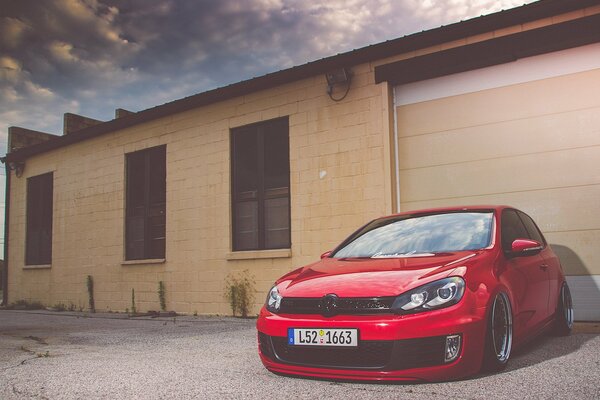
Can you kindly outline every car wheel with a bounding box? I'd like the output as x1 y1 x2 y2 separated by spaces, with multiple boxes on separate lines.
553 282 574 336
483 292 513 372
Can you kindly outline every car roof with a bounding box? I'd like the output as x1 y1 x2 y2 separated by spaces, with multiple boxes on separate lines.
381 205 512 220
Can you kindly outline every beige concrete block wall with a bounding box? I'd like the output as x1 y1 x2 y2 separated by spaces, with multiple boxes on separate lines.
395 68 600 278
7 60 393 315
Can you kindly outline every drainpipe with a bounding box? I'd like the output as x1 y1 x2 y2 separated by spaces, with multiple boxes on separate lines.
2 162 9 306
392 86 401 213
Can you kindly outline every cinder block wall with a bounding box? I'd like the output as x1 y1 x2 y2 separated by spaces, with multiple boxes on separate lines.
6 61 393 315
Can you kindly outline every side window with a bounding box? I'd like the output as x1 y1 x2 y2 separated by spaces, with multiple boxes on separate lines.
26 172 53 265
125 145 166 260
231 117 290 251
501 209 529 252
518 211 545 245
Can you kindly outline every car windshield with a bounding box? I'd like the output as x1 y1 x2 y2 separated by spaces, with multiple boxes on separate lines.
332 211 494 258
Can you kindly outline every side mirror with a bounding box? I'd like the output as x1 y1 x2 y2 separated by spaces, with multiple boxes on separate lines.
320 251 332 259
510 238 543 257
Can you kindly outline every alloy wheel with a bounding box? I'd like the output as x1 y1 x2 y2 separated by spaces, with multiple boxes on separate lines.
491 292 512 363
562 284 574 330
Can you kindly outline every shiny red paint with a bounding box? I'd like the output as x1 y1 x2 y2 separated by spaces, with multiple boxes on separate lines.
256 205 567 382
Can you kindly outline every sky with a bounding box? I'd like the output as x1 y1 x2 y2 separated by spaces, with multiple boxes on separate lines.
0 0 530 246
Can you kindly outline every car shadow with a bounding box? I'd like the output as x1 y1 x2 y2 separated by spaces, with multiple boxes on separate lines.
500 331 598 375
551 244 600 322
551 244 589 275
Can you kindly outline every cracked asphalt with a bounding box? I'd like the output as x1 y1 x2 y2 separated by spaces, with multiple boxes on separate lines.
0 310 599 400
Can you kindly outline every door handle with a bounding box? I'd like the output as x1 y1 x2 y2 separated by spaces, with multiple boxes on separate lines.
539 264 548 271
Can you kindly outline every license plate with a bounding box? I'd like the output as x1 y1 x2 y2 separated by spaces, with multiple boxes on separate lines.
288 328 358 347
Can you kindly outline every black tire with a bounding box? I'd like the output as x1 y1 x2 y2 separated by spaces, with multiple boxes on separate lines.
482 292 513 372
553 282 574 336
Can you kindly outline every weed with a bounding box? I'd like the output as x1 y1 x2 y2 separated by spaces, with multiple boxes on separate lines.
8 299 44 310
36 351 50 358
67 302 76 312
20 345 33 354
53 303 67 312
158 281 166 312
224 269 255 318
86 275 95 313
193 310 198 317
131 288 137 314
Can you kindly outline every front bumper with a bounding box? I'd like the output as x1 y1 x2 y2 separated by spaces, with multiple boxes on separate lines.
256 301 487 382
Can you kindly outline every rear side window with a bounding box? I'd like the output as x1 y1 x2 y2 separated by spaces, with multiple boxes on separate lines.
518 211 545 245
501 209 529 252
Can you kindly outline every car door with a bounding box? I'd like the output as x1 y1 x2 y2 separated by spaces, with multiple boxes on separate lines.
501 209 550 336
518 210 558 321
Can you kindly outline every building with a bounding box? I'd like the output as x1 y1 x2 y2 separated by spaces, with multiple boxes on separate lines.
3 0 599 319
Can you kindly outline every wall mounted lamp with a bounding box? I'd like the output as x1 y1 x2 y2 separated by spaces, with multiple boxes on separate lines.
325 68 352 101
7 161 25 177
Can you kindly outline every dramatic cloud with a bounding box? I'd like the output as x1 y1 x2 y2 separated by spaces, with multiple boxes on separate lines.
1 0 529 135
0 0 529 242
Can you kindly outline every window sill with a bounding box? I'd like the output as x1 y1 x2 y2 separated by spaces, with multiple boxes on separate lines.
121 258 166 266
23 264 52 270
226 249 291 260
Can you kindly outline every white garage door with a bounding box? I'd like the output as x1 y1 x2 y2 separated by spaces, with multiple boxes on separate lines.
393 43 600 321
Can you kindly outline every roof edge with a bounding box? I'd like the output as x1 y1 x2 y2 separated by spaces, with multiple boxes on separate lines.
375 13 600 85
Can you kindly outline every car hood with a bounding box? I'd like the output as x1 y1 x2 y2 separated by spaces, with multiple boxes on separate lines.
278 251 479 298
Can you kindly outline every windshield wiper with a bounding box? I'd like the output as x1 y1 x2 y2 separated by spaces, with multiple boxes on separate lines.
370 251 435 258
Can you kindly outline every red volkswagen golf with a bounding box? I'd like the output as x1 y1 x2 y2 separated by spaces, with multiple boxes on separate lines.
256 206 574 381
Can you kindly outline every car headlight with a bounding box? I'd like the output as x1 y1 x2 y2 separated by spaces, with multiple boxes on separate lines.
266 285 282 313
391 277 465 314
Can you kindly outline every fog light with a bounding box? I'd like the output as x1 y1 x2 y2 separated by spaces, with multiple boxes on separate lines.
445 334 461 363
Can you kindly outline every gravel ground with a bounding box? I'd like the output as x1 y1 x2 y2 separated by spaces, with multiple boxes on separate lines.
0 310 598 400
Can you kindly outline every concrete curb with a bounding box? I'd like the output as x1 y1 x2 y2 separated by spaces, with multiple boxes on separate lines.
0 309 256 324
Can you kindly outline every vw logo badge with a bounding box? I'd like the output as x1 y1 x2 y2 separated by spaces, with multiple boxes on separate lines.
320 293 339 317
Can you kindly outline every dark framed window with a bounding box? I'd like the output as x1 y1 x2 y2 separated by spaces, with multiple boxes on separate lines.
26 172 53 265
125 145 166 260
231 117 290 251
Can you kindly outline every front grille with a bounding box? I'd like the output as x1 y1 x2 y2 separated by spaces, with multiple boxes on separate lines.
261 333 447 370
279 297 395 315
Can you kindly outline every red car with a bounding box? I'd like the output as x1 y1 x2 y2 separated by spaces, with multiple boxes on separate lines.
256 206 574 382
